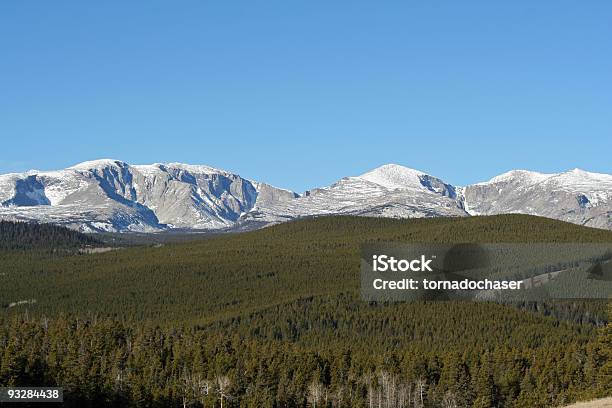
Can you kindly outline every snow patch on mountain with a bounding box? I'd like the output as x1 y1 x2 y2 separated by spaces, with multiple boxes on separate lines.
359 164 426 190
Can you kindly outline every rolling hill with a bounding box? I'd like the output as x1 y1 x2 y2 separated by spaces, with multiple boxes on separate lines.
0 215 610 407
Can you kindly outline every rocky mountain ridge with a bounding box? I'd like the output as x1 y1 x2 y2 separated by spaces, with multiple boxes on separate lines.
0 160 610 232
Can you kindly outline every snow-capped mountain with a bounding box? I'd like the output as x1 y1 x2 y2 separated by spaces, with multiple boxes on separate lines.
463 168 612 230
0 159 296 232
0 160 610 232
243 164 466 224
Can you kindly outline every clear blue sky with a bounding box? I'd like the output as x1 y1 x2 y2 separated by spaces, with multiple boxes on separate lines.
1 1 610 192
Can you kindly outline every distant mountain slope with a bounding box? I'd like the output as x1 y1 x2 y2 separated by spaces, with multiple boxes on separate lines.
464 168 612 230
244 164 466 224
0 159 295 232
0 160 610 231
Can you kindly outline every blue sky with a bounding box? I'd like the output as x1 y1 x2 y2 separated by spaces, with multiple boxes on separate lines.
1 1 610 192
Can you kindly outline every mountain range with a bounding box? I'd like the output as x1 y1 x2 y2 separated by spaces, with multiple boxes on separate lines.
0 159 610 232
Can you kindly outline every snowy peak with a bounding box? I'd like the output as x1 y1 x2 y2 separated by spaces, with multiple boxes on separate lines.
357 164 457 199
551 168 612 186
69 159 130 171
141 162 232 176
70 160 234 178
464 167 612 229
480 168 612 191
485 169 552 185
358 164 426 189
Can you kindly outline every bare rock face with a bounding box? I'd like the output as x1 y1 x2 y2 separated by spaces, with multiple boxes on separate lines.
0 160 611 232
0 160 284 232
463 169 612 230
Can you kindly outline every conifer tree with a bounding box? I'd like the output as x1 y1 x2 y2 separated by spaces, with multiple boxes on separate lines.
598 304 612 392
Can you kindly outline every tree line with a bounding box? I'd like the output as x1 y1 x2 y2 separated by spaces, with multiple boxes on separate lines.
0 308 610 407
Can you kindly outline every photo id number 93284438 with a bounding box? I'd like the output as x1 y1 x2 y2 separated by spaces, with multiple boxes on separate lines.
0 387 63 403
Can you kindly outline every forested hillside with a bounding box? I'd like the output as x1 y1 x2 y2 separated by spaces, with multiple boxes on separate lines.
0 215 611 407
0 220 101 251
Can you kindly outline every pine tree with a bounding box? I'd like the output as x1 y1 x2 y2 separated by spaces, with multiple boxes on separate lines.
472 356 497 408
598 304 612 393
